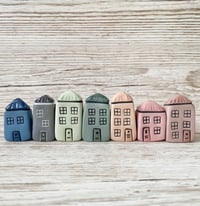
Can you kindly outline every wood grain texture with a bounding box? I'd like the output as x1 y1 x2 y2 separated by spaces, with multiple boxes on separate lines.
0 0 200 205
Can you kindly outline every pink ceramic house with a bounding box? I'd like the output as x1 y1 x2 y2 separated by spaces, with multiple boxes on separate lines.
136 100 166 142
164 95 195 143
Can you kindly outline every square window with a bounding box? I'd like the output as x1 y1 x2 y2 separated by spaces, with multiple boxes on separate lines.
114 108 121 116
124 109 131 116
184 110 191 118
171 110 179 118
59 117 66 125
99 109 107 116
171 122 178 130
42 120 49 127
172 132 179 139
114 129 121 137
17 116 24 124
183 121 190 128
36 110 43 118
143 116 150 124
71 107 78 115
71 117 78 124
88 108 96 116
114 118 121 126
154 127 161 135
88 118 95 125
124 118 131 126
7 117 14 125
154 116 161 124
100 118 107 125
59 107 67 115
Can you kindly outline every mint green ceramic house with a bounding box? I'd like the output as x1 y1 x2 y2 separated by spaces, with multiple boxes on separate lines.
55 91 83 141
82 93 110 142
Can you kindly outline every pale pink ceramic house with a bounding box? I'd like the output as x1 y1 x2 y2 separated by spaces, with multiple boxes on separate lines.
136 100 166 142
111 92 136 142
164 95 195 143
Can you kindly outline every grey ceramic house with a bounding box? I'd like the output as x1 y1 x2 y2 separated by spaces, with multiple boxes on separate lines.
32 95 55 141
82 93 110 142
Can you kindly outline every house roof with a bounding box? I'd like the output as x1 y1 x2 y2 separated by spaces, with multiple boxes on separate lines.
35 95 54 103
6 98 31 111
86 93 109 104
164 94 192 105
137 100 165 112
57 91 82 102
111 92 133 103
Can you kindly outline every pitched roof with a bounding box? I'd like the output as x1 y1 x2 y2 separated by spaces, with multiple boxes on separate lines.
57 91 82 102
164 94 192 105
137 100 165 112
86 93 109 104
6 98 31 111
111 92 133 103
35 95 54 103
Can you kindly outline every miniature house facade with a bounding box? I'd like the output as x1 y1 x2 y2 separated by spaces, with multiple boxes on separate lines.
33 95 55 142
4 98 32 141
136 100 166 142
164 95 195 143
55 91 83 141
111 92 136 142
82 93 110 142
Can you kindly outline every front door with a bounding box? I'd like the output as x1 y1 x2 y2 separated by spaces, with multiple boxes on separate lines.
65 128 73 141
93 128 101 142
12 131 21 141
125 129 132 142
40 131 47 142
183 130 191 142
143 127 151 141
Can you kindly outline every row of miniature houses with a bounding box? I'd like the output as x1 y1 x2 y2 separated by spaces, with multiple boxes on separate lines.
4 91 195 143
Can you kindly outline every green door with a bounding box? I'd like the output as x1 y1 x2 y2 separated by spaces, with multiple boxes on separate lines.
65 128 73 141
93 128 101 142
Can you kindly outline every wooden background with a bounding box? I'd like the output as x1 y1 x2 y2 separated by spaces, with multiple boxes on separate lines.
0 0 200 205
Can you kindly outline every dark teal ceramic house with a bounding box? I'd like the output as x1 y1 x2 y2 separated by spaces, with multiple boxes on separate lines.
82 93 110 142
4 98 32 141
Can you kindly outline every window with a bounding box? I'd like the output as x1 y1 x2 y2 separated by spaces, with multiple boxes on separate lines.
114 108 121 116
172 132 179 139
124 118 131 126
88 118 95 125
59 117 66 125
59 107 67 115
154 127 161 135
16 116 24 124
100 118 107 125
36 110 43 118
143 116 150 124
7 117 14 125
184 110 191 118
171 110 179 118
114 129 121 137
88 108 95 116
124 109 130 116
99 109 107 116
42 120 49 127
171 122 178 130
71 107 78 115
183 121 190 128
154 116 161 124
71 117 78 124
114 118 121 126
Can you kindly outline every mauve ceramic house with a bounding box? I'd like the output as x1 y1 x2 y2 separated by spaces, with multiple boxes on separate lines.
136 100 166 142
164 95 195 142
111 92 136 142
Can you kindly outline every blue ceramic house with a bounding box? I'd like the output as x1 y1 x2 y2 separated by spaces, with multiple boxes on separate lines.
4 98 32 141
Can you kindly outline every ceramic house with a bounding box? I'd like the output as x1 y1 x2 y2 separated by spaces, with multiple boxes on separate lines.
136 100 166 142
82 93 110 142
4 98 32 141
55 91 83 141
164 95 195 143
32 95 55 142
111 92 136 142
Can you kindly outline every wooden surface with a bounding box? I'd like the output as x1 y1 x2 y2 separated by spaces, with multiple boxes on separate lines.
0 0 200 205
